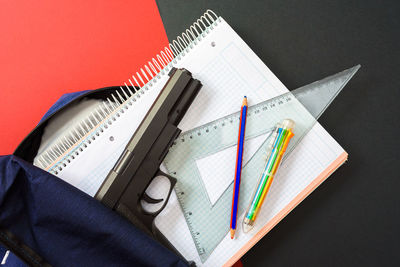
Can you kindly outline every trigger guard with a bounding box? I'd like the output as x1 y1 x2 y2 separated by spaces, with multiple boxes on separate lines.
139 169 177 217
156 169 177 186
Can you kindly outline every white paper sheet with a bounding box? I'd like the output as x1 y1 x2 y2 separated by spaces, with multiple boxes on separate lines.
51 17 345 266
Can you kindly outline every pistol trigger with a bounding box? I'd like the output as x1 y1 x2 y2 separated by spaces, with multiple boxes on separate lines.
143 192 163 204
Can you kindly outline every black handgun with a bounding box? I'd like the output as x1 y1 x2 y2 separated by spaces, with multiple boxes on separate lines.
94 68 202 261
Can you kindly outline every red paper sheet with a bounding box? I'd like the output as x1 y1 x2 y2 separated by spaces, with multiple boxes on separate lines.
0 0 168 154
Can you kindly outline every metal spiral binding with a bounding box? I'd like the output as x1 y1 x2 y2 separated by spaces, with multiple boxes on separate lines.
36 10 220 174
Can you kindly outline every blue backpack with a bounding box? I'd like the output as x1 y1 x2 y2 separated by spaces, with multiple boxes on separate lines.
0 87 187 267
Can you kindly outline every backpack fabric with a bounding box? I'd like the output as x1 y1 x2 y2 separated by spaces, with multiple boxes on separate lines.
0 90 188 267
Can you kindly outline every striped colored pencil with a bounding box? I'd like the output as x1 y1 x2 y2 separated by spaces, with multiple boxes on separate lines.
230 96 248 239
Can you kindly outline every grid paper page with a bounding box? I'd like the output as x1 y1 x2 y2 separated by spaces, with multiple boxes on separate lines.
56 16 286 194
154 18 345 266
54 16 346 266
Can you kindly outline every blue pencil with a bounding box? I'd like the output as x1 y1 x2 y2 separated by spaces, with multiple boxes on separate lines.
230 96 248 239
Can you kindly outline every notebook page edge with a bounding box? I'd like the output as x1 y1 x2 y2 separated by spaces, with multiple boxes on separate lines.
224 150 348 267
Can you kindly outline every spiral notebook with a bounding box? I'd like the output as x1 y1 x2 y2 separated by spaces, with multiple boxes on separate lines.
35 10 347 266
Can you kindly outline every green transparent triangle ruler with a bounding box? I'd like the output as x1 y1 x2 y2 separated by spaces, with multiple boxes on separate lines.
163 65 360 262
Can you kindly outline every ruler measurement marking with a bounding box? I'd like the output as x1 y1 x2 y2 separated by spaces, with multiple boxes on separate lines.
175 95 295 144
175 183 206 256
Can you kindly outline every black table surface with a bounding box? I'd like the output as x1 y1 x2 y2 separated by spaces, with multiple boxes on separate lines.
156 1 400 266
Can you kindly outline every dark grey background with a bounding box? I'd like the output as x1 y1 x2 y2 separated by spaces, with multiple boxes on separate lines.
156 1 400 266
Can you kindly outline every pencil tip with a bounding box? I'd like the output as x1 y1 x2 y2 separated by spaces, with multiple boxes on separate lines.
230 229 236 239
242 97 248 106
